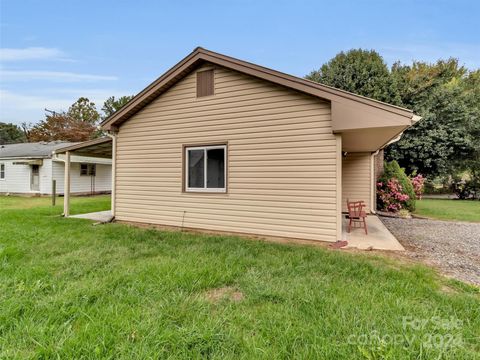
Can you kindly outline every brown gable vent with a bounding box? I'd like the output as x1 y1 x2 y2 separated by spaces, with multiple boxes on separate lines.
196 69 214 97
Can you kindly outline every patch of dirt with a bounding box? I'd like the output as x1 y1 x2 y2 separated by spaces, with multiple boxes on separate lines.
203 286 244 303
439 284 459 295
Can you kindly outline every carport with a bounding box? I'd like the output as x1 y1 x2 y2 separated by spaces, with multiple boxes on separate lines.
54 137 114 217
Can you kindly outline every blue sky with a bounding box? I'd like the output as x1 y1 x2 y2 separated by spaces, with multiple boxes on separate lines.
1 0 479 125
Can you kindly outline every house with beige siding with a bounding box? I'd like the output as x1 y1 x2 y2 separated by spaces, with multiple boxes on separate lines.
59 48 420 243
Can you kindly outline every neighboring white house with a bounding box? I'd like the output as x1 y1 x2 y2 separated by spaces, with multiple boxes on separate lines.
0 141 111 195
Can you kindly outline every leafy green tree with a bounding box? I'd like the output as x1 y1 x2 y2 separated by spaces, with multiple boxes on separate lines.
306 49 402 105
101 95 134 120
0 122 26 144
459 69 480 188
387 59 477 178
391 58 467 110
387 84 473 176
68 97 100 124
308 50 479 180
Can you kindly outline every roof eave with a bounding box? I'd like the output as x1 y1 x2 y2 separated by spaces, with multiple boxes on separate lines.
100 49 204 130
412 115 422 123
100 47 415 131
0 155 51 160
53 137 112 154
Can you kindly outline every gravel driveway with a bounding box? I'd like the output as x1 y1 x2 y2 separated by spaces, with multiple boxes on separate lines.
380 217 480 286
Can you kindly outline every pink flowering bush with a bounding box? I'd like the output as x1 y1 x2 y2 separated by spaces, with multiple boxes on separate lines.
377 161 416 212
410 174 425 199
377 178 411 212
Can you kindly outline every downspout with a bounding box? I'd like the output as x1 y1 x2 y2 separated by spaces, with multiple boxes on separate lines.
105 129 117 218
51 152 64 163
370 150 380 214
63 151 71 216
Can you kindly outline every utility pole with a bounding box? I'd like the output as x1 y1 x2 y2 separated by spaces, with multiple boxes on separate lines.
44 108 58 116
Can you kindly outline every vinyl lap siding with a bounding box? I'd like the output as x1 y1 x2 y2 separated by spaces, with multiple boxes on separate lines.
0 160 35 193
52 161 112 194
115 65 337 242
39 159 53 194
0 158 111 194
342 153 372 212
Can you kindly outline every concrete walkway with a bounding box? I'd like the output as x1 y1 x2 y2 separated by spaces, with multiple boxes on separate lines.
342 215 404 251
70 210 113 223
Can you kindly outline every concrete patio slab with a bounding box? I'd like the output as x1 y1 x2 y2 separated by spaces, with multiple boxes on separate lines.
342 215 404 251
70 210 113 223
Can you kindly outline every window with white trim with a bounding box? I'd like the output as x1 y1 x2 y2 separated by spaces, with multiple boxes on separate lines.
80 163 96 176
0 163 4 180
80 164 88 176
185 145 226 192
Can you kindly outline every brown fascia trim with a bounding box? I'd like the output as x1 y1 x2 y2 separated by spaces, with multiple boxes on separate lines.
54 137 112 154
198 48 413 116
101 50 203 130
101 47 414 130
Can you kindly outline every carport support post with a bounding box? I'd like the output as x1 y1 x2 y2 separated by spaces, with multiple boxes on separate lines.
111 133 116 217
63 151 71 217
52 180 56 206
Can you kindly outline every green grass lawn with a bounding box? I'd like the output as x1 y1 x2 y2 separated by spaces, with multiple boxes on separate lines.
415 199 480 222
0 194 111 212
1 196 479 359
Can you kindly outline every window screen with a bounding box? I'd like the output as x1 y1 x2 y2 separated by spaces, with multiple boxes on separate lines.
80 164 88 176
80 164 96 176
186 145 226 192
188 149 205 188
206 148 225 188
0 164 4 179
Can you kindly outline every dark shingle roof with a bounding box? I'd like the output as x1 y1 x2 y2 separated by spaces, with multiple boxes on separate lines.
0 141 74 159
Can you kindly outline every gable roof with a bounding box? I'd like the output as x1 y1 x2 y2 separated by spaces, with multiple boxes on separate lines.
101 47 417 131
0 141 73 159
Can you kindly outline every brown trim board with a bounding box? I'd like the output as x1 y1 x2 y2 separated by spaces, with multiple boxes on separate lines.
101 47 417 131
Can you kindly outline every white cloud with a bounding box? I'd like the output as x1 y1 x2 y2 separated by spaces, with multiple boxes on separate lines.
0 90 73 123
0 47 124 124
380 42 480 68
0 89 71 110
0 70 118 82
0 47 69 62
0 89 130 125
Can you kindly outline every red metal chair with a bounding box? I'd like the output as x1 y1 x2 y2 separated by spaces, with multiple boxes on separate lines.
347 200 368 235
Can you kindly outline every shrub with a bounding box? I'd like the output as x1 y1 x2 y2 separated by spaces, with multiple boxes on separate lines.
377 178 411 212
410 174 425 199
398 209 411 218
423 176 451 195
450 175 480 200
377 161 416 212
